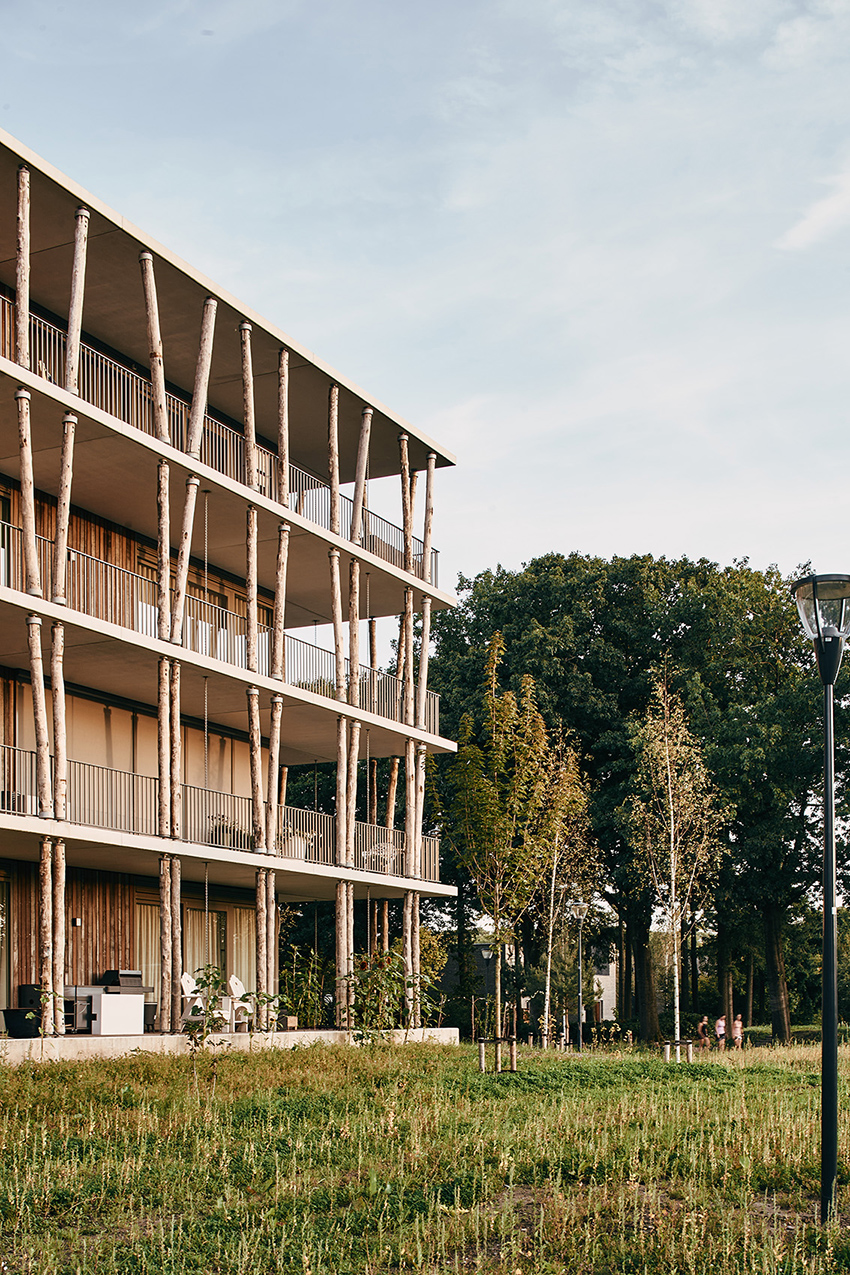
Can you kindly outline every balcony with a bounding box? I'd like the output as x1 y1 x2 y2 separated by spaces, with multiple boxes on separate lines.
0 743 440 882
0 295 439 585
0 520 440 734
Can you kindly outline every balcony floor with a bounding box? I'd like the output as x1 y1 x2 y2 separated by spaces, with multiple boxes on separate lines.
0 360 456 628
0 813 455 900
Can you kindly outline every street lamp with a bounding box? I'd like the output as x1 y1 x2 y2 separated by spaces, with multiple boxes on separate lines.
791 572 850 1224
571 902 590 1053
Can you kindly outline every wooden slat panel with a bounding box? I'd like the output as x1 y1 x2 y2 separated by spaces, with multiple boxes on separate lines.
8 861 134 998
9 858 37 995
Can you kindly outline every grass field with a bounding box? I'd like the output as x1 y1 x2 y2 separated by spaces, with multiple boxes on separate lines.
2 1041 850 1273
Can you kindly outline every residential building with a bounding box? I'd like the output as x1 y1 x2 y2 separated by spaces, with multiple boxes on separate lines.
0 130 456 1034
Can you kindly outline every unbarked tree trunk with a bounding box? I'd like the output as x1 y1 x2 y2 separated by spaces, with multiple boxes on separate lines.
763 905 791 1042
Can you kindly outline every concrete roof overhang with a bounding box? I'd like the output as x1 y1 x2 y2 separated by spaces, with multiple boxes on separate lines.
0 130 456 486
0 818 457 901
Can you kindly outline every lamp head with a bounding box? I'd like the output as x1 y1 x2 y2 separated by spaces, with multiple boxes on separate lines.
791 574 850 686
570 902 589 923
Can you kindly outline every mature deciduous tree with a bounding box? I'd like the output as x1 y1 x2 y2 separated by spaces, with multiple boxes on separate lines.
431 553 839 1040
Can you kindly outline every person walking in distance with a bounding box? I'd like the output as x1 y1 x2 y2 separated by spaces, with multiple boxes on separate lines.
715 1014 726 1051
696 1015 710 1051
731 1013 744 1050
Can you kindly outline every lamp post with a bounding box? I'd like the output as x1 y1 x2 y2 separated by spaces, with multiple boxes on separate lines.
571 902 589 1053
791 572 850 1224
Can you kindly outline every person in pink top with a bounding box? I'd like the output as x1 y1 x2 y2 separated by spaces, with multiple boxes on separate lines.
731 1013 744 1049
715 1015 726 1050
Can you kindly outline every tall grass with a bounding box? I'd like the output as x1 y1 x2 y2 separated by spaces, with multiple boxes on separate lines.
1 1043 849 1272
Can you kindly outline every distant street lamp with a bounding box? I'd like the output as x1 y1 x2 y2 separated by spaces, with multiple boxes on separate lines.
481 947 493 996
791 573 850 1224
571 902 590 1053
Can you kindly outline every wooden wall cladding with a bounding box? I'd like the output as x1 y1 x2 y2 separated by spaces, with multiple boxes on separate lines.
7 860 134 1000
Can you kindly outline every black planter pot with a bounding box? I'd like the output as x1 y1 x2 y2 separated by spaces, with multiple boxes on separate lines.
2 1008 41 1038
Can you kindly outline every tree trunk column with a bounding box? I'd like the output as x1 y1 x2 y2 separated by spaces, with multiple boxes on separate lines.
38 836 54 1034
265 695 284 852
158 657 171 838
266 870 277 1016
16 389 41 598
278 349 290 506
51 838 66 1034
15 165 30 369
157 460 171 641
256 867 268 1030
247 687 265 851
271 523 290 680
240 321 259 491
65 207 90 395
139 251 169 444
52 413 76 605
27 615 53 818
51 623 67 820
159 855 173 1033
170 856 182 1030
169 661 181 839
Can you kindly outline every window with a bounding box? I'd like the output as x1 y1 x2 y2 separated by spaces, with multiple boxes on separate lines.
135 902 160 1005
184 907 227 978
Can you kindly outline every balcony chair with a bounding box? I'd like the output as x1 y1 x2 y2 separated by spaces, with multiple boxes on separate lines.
179 971 230 1031
227 975 254 1032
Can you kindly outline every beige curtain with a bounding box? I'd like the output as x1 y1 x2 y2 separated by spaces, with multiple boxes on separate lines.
232 907 256 992
184 907 226 978
134 902 160 1006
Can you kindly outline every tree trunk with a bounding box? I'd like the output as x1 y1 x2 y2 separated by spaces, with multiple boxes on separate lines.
186 297 217 458
745 952 754 1028
65 207 89 395
278 349 290 505
16 164 30 369
671 906 681 1060
631 912 660 1041
256 867 268 1030
38 836 54 1034
159 855 172 1033
328 385 340 535
494 936 502 1071
623 923 634 1020
680 909 689 1014
716 916 730 1030
139 251 169 443
240 321 258 491
52 413 76 604
763 906 791 1042
51 838 66 1034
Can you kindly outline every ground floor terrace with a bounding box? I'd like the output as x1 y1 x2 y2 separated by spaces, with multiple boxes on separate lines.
0 815 454 1036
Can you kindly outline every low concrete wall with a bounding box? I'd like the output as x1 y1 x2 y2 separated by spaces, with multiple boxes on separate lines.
0 1025 460 1066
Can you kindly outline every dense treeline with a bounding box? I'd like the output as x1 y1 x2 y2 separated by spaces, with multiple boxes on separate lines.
426 552 850 1042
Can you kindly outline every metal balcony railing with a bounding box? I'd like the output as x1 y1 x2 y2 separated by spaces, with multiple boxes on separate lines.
0 743 440 882
0 519 439 734
0 294 439 585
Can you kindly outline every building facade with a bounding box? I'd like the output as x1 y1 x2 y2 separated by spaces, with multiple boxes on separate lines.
0 130 456 1033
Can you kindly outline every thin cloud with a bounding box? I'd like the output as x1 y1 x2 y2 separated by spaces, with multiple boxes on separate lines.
776 170 850 250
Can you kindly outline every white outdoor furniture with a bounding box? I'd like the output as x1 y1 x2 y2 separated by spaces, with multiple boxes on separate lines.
90 990 144 1036
180 971 230 1030
227 975 254 1032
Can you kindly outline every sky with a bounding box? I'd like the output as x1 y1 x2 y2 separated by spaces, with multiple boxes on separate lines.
3 0 850 595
